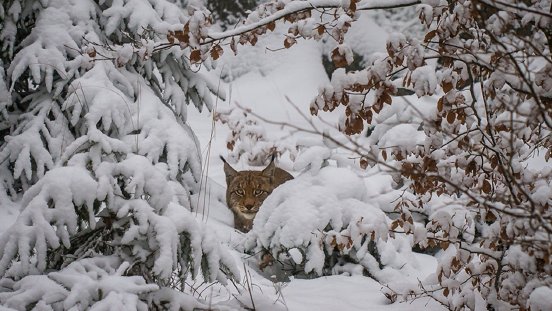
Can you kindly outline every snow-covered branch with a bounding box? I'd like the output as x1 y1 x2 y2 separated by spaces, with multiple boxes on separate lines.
206 0 421 43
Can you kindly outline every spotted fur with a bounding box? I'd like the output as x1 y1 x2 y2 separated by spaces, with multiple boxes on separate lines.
221 156 293 233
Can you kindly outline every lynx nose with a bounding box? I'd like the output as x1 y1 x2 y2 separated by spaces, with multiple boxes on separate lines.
245 204 254 210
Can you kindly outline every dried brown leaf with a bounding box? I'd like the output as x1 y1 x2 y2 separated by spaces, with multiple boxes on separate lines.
442 81 453 93
382 92 392 105
167 32 175 44
317 25 325 35
482 179 491 194
230 37 238 55
360 157 368 170
210 44 223 60
446 111 456 124
485 211 497 223
190 49 202 64
284 36 296 49
250 35 258 46
424 30 437 43
87 47 96 58
331 47 348 68
174 27 189 44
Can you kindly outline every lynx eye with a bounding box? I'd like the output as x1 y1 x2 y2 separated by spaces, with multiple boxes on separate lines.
253 189 266 196
235 189 245 196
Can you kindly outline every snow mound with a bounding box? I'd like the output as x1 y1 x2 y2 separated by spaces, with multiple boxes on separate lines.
529 286 552 311
244 166 421 282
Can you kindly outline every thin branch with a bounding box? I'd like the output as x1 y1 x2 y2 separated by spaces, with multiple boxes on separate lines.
204 0 421 44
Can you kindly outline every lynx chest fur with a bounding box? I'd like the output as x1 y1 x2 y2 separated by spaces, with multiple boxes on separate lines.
221 157 293 233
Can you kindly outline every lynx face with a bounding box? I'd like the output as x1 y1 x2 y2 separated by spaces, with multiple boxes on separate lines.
227 172 273 219
221 156 293 232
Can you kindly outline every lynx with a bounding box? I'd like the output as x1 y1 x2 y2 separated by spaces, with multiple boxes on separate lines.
221 156 293 233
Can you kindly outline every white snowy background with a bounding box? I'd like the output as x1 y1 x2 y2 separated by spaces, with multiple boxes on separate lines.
4 1 549 309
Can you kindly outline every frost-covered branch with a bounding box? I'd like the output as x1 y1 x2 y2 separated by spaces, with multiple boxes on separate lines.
205 0 421 43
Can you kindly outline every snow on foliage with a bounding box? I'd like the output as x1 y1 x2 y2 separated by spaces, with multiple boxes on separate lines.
0 0 239 309
2 0 551 309
214 105 298 166
0 167 98 276
0 257 158 311
244 166 421 283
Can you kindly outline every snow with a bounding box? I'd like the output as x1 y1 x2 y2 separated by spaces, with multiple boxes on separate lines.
528 286 552 311
183 13 446 310
0 256 159 310
378 123 425 150
411 65 437 96
0 3 452 311
207 0 421 43
344 12 388 59
0 166 99 275
242 167 387 273
283 275 442 310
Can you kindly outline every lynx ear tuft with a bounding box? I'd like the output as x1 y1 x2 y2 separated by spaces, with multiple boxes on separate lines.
261 154 276 179
221 156 237 184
